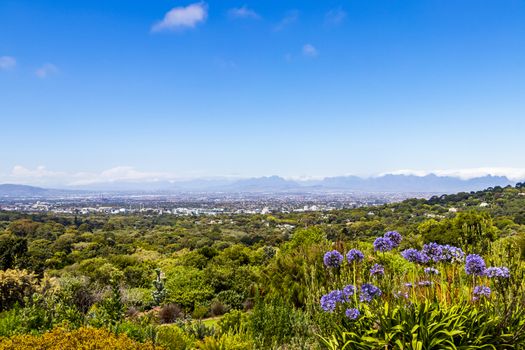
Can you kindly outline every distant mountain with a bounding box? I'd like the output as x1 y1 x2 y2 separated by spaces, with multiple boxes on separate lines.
313 174 512 193
0 184 56 198
0 174 515 198
0 184 87 198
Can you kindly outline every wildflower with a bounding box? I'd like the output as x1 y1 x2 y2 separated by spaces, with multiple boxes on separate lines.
472 285 491 300
422 242 444 262
342 285 356 301
484 267 510 278
373 237 393 252
360 283 382 302
418 280 433 287
320 290 344 312
346 249 365 264
323 250 344 268
394 291 409 299
424 267 439 275
401 249 429 264
345 308 360 320
384 231 402 247
370 263 385 276
401 248 419 262
465 254 486 276
404 282 413 288
441 245 465 263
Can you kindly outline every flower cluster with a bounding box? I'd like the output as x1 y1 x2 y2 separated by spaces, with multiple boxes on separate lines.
342 284 356 300
320 290 344 312
370 263 384 276
484 266 510 278
373 231 403 252
373 237 394 252
384 231 402 247
401 248 429 264
424 267 439 275
345 308 360 320
440 245 465 263
465 254 486 276
323 250 344 268
346 249 365 264
360 283 382 302
422 242 444 263
401 243 464 265
473 285 491 300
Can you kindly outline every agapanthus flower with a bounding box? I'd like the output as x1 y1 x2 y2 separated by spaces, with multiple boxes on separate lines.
441 245 465 263
424 267 439 275
384 231 402 247
401 249 430 264
320 290 344 312
346 249 365 264
394 291 409 299
370 263 385 276
484 267 510 278
323 250 344 268
360 283 382 302
422 242 444 263
345 308 360 320
465 254 486 276
373 237 393 252
342 284 356 301
473 285 491 300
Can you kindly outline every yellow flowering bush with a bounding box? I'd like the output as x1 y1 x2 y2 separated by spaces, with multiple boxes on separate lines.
0 327 163 350
0 269 38 311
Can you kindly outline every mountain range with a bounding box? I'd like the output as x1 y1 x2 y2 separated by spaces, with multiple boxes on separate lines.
0 174 516 198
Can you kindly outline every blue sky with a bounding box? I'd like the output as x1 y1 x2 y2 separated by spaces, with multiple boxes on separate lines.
1 0 525 186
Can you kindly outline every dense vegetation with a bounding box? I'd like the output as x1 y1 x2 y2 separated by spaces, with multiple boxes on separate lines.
1 183 525 349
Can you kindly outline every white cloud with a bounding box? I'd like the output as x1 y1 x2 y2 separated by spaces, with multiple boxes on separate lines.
381 168 525 181
302 44 318 57
1 165 175 187
152 2 208 32
0 56 16 70
325 8 346 25
274 10 299 31
228 6 260 19
35 63 58 78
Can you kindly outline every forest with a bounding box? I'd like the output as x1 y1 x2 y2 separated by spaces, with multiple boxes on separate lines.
1 183 525 349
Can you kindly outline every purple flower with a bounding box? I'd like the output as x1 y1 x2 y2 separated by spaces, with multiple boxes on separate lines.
473 285 491 300
465 254 486 276
342 285 356 301
418 280 433 287
401 249 430 264
384 231 402 247
404 282 413 288
422 242 444 262
360 283 382 302
345 308 360 320
373 237 393 252
323 250 344 268
394 291 409 299
441 245 465 263
484 267 510 278
424 267 439 275
320 290 344 312
370 263 385 276
346 249 365 264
